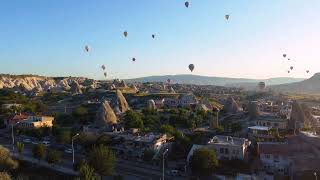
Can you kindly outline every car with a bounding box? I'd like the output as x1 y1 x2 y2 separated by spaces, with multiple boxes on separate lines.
23 139 31 143
64 148 73 154
31 141 39 145
170 170 179 176
41 141 50 146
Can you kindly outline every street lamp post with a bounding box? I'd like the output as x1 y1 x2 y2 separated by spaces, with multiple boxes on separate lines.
72 133 80 164
314 172 318 180
162 149 169 180
11 122 20 152
11 124 15 151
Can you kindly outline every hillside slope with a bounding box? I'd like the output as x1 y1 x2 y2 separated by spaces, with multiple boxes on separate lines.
127 74 304 87
270 73 320 95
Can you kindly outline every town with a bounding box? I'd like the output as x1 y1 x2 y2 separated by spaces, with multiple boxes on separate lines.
1 1 320 180
0 75 319 180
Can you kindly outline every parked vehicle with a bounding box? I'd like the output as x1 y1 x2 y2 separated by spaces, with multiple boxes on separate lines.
170 170 179 176
64 148 73 154
23 139 31 143
41 141 50 147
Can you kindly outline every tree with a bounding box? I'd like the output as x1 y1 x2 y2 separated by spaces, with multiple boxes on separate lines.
88 144 116 178
125 110 144 129
16 142 24 156
79 163 96 180
32 144 46 162
215 125 224 134
0 172 11 180
47 150 61 166
142 149 155 162
0 146 18 171
73 106 89 124
55 129 71 144
160 124 176 137
190 148 218 177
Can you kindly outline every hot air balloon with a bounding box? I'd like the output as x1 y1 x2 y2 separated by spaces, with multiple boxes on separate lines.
306 70 310 73
188 64 195 72
152 34 155 39
225 15 230 20
132 58 136 62
104 72 107 77
101 65 106 71
123 31 128 38
185 1 189 8
288 58 290 61
258 82 266 91
290 66 293 70
287 70 290 73
283 54 286 58
85 45 90 52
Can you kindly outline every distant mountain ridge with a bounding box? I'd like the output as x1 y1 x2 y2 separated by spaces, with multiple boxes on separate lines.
127 74 305 87
270 73 320 95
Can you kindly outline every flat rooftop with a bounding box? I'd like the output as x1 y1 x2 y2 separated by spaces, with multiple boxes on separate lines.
248 126 272 131
207 135 248 146
105 132 166 143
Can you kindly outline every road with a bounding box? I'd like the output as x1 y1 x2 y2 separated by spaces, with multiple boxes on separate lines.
0 134 184 180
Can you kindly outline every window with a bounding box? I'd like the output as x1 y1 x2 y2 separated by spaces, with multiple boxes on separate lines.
274 155 279 162
225 148 229 154
266 154 270 159
220 148 224 153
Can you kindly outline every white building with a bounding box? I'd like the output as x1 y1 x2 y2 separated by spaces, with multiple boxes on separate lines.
17 116 54 128
187 135 251 162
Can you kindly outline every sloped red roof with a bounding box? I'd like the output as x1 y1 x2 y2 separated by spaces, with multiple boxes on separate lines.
12 114 28 121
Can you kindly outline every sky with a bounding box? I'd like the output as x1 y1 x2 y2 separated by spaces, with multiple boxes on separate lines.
1 0 320 80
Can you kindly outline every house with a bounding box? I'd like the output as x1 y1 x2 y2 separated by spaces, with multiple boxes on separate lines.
187 135 251 162
17 116 54 128
257 136 320 179
7 114 28 125
105 132 172 159
257 142 290 176
254 114 288 130
248 126 274 142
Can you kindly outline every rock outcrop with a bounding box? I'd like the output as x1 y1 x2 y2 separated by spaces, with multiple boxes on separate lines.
289 100 315 129
115 89 130 113
0 74 96 94
169 87 176 94
224 97 239 113
113 79 127 88
70 81 82 95
147 99 156 110
95 100 118 127
248 101 260 119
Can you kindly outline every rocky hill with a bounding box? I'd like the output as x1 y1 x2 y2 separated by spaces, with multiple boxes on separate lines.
271 73 320 95
0 74 97 94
